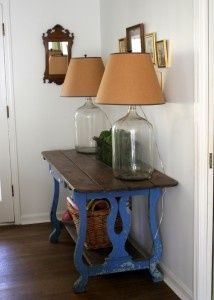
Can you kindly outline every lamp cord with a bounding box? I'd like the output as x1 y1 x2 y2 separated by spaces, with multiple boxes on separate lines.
139 106 166 254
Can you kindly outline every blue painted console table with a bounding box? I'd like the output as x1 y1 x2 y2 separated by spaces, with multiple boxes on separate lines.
42 149 178 293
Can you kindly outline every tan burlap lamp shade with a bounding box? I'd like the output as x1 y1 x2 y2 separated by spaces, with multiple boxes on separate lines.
61 57 104 97
96 53 164 105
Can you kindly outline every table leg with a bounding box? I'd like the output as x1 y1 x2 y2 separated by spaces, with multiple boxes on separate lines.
49 177 63 243
73 193 88 293
148 188 164 282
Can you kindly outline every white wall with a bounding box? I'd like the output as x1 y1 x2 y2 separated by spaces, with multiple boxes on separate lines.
100 0 194 298
9 0 194 297
9 0 101 223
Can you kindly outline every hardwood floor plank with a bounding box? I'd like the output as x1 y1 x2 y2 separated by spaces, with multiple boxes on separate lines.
0 223 180 300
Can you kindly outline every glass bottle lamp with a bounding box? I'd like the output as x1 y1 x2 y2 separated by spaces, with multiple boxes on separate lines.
96 53 164 180
75 97 107 153
61 56 108 153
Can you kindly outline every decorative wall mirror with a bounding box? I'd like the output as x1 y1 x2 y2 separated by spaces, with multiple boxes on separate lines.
126 23 145 53
42 24 74 85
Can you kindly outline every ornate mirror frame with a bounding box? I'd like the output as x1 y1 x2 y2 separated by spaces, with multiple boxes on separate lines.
42 24 74 85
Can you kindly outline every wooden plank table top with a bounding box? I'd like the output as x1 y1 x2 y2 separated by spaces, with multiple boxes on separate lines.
42 149 178 193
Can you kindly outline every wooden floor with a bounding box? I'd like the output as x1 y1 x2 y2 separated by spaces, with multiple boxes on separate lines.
0 223 180 300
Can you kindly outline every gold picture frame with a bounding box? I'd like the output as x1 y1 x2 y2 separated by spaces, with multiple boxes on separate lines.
145 32 157 64
156 40 168 68
118 38 127 53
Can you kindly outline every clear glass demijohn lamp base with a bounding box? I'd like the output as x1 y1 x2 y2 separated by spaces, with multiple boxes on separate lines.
112 106 154 180
75 97 108 153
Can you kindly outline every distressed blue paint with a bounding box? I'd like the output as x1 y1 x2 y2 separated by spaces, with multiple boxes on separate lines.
88 258 150 277
48 164 164 293
72 192 88 293
73 275 88 294
149 262 163 282
49 177 63 243
148 188 164 282
49 166 63 182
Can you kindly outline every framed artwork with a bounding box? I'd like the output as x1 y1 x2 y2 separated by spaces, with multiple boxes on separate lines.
156 40 168 68
118 38 127 53
145 32 157 64
126 23 145 53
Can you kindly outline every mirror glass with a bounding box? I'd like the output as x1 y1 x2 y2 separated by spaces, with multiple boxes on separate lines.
128 28 141 52
48 42 68 55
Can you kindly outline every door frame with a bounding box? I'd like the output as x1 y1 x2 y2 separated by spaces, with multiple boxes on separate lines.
194 0 213 299
0 0 20 224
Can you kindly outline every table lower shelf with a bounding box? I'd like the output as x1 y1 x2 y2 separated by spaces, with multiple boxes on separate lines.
64 221 147 266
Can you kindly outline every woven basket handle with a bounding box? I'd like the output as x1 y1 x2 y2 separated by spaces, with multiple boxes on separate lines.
91 200 110 213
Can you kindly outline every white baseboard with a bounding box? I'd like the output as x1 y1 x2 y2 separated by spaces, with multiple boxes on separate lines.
20 212 64 225
0 222 15 226
128 236 193 300
160 263 193 300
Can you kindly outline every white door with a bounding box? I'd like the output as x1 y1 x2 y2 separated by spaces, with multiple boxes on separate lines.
210 1 214 299
0 3 14 223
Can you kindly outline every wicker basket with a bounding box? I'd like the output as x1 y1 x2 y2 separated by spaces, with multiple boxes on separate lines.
67 199 121 250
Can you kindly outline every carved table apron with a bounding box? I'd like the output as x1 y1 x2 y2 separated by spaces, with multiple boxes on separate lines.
42 149 178 293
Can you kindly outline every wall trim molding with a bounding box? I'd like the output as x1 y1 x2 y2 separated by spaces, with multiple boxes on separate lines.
160 263 193 300
21 213 50 225
20 211 64 225
193 0 213 299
